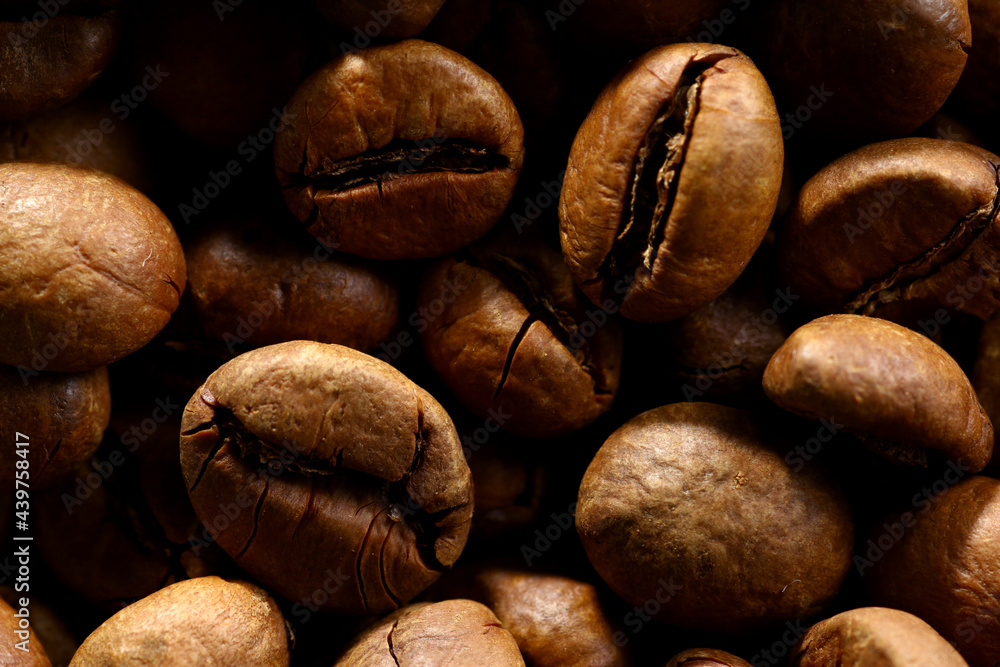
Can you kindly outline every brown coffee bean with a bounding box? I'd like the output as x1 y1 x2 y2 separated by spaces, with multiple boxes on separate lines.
419 0 564 135
0 163 186 373
433 562 629 667
274 39 524 260
0 0 123 121
419 232 622 438
318 0 447 39
763 314 993 471
779 138 1000 325
179 341 473 615
0 595 49 666
334 599 524 666
664 648 750 667
791 607 967 667
0 365 109 491
867 476 1000 667
0 95 152 192
576 402 853 634
69 577 291 666
175 217 398 356
757 0 970 141
560 43 783 322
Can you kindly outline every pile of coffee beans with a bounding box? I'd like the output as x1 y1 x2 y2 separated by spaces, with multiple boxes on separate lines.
1 1 998 665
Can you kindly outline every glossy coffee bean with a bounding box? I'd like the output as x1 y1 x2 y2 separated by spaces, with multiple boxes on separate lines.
779 139 1000 325
176 217 398 356
560 43 783 322
0 0 123 121
764 314 994 471
576 402 853 634
0 365 109 491
791 607 967 667
334 599 524 667
179 341 472 615
757 0 970 141
69 577 290 666
0 163 186 373
867 476 1000 667
274 39 524 260
419 232 622 438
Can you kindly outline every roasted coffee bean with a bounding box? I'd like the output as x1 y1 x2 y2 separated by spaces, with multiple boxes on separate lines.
174 216 398 356
779 139 1000 326
0 162 186 373
867 476 1000 667
334 599 524 667
757 0 970 141
432 561 629 667
274 39 524 260
69 577 291 666
0 0 123 121
0 95 152 192
419 232 622 438
764 314 994 471
791 607 968 667
179 341 473 615
0 364 109 491
576 402 853 634
560 43 783 322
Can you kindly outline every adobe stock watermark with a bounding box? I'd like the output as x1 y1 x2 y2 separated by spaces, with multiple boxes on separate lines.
218 233 340 354
784 418 844 472
60 396 181 514
877 5 916 39
15 321 81 385
63 65 169 164
749 620 808 666
853 459 971 576
520 503 576 566
681 288 799 401
288 568 353 626
510 171 564 234
684 0 753 43
338 0 409 53
842 180 907 244
781 84 834 141
460 407 512 461
213 0 245 21
612 578 683 647
375 275 467 364
917 255 1000 339
178 107 294 225
545 0 585 30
